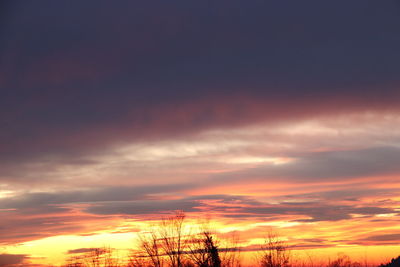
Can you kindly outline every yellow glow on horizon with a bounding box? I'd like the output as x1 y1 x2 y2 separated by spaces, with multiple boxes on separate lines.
2 218 400 267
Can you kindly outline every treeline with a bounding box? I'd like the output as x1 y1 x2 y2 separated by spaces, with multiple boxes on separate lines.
63 212 399 267
378 256 400 267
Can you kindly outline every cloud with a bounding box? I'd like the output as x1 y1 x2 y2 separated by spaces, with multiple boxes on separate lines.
0 212 94 244
67 248 102 254
82 194 397 222
0 253 27 266
0 188 398 246
2 113 400 192
363 233 400 242
222 203 395 222
0 184 193 243
1 1 400 170
0 183 198 243
213 146 400 183
0 184 192 210
281 188 398 202
84 194 259 216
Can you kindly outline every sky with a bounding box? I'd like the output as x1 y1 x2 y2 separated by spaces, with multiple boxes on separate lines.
1 1 400 266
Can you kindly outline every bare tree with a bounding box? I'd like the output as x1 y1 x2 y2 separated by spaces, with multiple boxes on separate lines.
64 247 120 267
128 255 151 267
219 233 241 267
259 232 290 267
83 247 120 267
327 254 361 267
65 256 84 267
187 232 209 267
203 232 221 267
137 231 164 267
187 231 221 267
158 211 186 267
379 256 400 267
135 211 187 267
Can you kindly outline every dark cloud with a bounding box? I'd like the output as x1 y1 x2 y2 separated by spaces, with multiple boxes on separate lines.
226 242 333 253
0 253 27 266
214 146 400 183
84 194 257 215
218 203 395 222
0 212 91 244
363 233 400 242
282 188 398 202
67 248 102 254
0 184 192 210
1 185 396 223
1 1 400 164
82 194 397 222
282 147 400 180
0 184 192 243
85 199 198 216
300 238 327 243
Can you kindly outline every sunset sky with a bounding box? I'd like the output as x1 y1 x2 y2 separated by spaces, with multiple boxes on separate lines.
1 1 400 266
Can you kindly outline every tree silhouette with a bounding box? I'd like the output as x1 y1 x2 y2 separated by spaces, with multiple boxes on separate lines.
327 254 361 267
188 231 221 267
379 256 400 267
259 232 290 267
